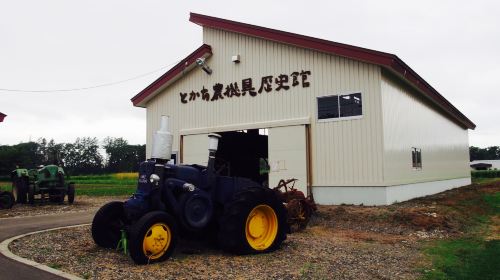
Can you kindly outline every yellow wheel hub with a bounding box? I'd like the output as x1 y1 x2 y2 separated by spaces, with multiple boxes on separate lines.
142 223 171 260
245 204 278 250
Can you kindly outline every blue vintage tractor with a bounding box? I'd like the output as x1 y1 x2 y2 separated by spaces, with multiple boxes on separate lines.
91 117 288 264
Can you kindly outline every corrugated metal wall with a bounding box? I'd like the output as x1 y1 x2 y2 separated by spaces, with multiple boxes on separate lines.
380 73 470 185
146 27 386 187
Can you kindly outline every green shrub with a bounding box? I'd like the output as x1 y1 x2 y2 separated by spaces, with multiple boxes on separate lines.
471 170 500 178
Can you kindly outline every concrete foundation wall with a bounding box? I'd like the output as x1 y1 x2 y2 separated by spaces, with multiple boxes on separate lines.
312 177 471 205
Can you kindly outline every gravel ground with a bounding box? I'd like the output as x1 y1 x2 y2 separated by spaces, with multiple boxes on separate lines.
10 216 426 280
11 183 498 279
0 196 127 218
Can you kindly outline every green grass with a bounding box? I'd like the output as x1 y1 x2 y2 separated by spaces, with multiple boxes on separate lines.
472 177 500 185
0 182 11 192
0 174 138 196
69 174 137 186
423 238 500 280
483 192 500 214
48 263 62 270
76 184 136 196
422 192 500 280
72 173 138 196
71 179 137 185
471 169 500 179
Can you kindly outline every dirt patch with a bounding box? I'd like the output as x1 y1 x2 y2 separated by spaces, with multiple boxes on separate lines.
486 215 500 240
0 196 127 218
312 182 500 239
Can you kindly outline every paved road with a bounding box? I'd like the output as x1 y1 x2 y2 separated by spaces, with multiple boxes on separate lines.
0 211 95 280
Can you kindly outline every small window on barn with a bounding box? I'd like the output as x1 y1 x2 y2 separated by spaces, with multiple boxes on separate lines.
339 93 362 117
317 93 362 121
317 95 339 120
412 148 422 169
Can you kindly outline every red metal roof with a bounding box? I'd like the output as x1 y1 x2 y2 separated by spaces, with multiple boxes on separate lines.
0 112 6 123
131 44 212 106
132 13 475 129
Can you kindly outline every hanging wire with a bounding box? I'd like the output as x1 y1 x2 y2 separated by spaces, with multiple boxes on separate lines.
0 59 180 94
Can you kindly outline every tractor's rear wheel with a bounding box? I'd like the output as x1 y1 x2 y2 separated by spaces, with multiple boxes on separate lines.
129 211 178 265
67 183 75 204
218 187 287 254
0 191 15 209
13 178 27 204
92 201 126 248
27 184 35 205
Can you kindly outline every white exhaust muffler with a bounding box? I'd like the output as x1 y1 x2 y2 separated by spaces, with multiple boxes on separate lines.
151 115 173 160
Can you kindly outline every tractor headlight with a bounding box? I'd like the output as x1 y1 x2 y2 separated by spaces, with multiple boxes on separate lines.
149 174 160 184
183 183 196 192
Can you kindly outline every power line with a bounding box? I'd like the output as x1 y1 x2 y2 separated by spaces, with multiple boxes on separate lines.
0 60 180 94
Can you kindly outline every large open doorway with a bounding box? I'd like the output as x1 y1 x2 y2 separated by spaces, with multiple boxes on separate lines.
181 125 308 194
214 129 269 186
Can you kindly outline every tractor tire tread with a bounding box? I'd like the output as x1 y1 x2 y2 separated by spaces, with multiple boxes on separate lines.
91 201 126 248
67 183 75 204
27 184 35 205
217 186 287 255
14 178 28 204
0 191 15 209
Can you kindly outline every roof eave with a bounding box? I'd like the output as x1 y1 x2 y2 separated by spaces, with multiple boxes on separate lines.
386 59 476 129
131 44 213 107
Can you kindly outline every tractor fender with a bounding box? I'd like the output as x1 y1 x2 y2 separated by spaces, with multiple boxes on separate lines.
57 167 65 176
11 169 28 179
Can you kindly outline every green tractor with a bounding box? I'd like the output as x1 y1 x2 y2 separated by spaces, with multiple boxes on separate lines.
11 165 75 204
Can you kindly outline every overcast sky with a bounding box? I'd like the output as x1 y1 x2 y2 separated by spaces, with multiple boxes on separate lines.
1 0 499 148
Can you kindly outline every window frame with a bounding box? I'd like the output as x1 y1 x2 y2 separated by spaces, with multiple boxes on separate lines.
316 92 363 122
411 147 422 170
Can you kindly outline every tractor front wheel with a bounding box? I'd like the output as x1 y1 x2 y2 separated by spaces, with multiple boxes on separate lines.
218 187 288 254
0 191 15 209
92 201 126 248
129 211 178 265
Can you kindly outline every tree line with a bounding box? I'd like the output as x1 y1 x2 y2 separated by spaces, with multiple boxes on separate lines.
470 146 500 161
0 143 497 176
0 137 145 176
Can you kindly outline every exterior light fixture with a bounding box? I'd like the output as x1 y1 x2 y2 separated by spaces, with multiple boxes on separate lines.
195 57 212 75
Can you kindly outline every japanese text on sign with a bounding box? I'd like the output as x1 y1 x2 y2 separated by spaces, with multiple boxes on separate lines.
180 70 311 104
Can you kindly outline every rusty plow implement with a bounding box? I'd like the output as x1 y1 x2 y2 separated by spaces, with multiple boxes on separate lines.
273 179 317 232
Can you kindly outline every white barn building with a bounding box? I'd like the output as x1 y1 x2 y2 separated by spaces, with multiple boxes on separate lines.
131 13 475 205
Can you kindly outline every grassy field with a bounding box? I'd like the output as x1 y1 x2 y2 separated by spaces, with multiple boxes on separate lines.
0 173 138 196
422 178 500 279
71 173 137 196
0 181 11 192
